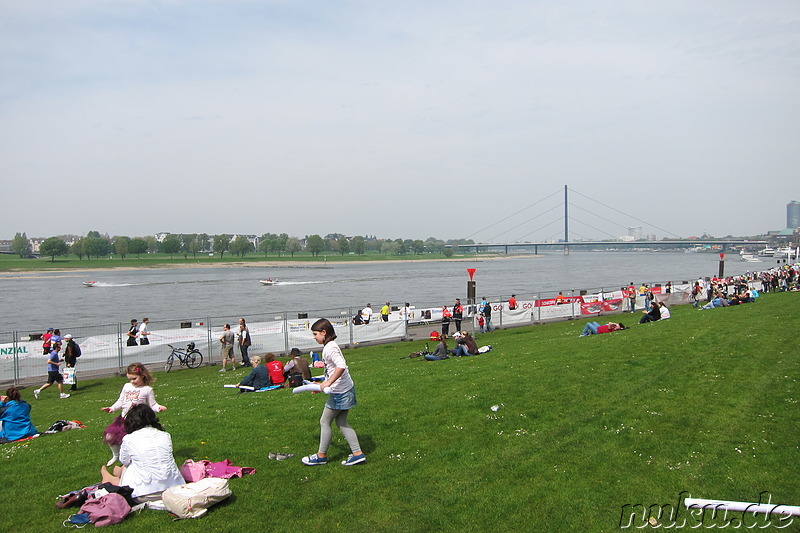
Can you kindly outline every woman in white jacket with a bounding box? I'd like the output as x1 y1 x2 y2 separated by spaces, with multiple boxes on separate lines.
100 404 184 499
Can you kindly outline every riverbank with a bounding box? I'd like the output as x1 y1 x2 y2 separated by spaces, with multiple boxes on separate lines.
0 253 535 276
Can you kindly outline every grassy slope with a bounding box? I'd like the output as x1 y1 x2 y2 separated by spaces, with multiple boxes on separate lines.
2 292 798 532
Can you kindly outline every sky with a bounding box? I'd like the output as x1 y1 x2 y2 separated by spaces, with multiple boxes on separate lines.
1 0 799 243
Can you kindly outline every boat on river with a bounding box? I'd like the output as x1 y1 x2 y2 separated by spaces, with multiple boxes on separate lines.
739 251 761 263
259 278 278 286
757 247 775 257
82 281 99 287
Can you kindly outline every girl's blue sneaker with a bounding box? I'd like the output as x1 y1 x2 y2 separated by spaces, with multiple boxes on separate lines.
341 454 366 466
302 453 327 466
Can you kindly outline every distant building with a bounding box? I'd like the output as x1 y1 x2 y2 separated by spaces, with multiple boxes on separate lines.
627 227 642 240
788 200 800 229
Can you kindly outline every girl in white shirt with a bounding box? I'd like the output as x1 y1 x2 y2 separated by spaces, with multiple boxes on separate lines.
301 318 366 467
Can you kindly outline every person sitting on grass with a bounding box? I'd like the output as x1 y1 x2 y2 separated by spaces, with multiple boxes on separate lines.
450 331 478 356
0 387 38 443
237 355 270 392
425 335 450 361
579 322 626 337
100 404 184 500
639 300 662 323
657 301 671 319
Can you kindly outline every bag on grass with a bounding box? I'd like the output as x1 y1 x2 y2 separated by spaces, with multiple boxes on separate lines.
180 459 210 482
62 367 76 385
79 492 131 527
162 477 231 519
288 373 304 388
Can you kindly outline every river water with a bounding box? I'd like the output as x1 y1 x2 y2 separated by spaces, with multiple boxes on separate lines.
0 252 769 333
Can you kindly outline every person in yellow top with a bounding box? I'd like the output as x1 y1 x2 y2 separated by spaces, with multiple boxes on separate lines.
638 284 648 295
380 302 390 322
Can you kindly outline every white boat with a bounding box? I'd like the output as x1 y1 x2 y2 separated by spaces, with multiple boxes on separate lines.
739 252 761 263
82 281 99 287
774 246 792 259
259 278 278 286
758 247 775 257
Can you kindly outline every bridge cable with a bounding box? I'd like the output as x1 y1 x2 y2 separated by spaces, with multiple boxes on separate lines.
569 188 681 238
465 188 563 241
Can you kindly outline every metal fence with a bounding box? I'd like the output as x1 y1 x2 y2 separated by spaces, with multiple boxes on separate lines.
1 279 753 387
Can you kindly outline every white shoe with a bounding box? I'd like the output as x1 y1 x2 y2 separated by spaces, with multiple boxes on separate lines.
219 368 226 372
60 393 70 399
33 389 40 400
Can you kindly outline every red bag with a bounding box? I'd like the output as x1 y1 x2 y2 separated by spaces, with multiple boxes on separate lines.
429 331 441 341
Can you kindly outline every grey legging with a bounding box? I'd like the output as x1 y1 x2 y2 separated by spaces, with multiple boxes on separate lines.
318 407 362 455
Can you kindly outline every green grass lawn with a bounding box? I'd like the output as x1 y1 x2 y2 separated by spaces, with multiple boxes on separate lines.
2 292 799 532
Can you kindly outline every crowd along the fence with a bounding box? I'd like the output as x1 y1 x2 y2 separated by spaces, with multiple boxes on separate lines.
0 281 758 386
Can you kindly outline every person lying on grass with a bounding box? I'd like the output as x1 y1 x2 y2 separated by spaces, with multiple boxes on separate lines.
579 322 626 337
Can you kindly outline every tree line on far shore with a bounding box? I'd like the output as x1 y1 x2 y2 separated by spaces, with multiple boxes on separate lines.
10 232 475 261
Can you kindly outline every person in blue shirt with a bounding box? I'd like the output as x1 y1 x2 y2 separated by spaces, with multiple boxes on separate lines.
33 341 70 399
0 387 38 443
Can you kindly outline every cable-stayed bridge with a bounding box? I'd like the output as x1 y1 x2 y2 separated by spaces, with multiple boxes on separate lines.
455 186 767 252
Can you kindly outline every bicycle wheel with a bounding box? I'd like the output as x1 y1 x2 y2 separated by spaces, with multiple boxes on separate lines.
165 353 175 372
186 350 203 368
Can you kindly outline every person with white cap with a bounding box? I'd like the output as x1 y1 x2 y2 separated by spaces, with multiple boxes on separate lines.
63 334 82 392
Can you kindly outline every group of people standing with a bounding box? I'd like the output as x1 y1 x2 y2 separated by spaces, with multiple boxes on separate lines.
125 318 151 346
218 318 252 372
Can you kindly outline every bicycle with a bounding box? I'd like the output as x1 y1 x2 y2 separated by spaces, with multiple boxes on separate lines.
165 342 204 372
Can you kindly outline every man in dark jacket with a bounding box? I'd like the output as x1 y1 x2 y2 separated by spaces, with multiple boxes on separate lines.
63 334 82 391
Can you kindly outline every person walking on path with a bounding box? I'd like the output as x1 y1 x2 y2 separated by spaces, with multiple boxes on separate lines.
508 295 517 310
126 319 139 347
138 318 151 345
361 304 373 324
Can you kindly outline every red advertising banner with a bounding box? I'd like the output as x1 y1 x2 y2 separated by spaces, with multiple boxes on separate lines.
580 298 624 315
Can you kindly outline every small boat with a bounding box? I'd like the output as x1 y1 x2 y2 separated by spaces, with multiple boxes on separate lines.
739 251 761 263
758 247 775 257
83 281 99 287
259 278 277 286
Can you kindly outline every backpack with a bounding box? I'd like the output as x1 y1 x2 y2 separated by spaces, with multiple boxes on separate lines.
162 478 232 519
73 342 82 357
288 373 304 388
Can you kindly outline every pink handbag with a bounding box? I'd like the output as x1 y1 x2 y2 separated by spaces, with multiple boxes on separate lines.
180 459 210 482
